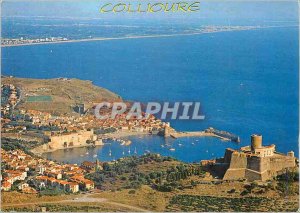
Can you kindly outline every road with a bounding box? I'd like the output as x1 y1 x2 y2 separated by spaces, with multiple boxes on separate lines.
1 193 149 212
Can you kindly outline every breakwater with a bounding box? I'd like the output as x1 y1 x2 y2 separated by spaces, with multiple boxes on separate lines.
170 127 240 142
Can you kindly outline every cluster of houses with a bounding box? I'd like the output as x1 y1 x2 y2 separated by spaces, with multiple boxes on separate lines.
1 149 98 194
1 84 19 116
2 37 68 46
1 83 166 136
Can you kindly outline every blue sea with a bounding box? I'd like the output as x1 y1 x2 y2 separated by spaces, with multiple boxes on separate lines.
2 26 299 163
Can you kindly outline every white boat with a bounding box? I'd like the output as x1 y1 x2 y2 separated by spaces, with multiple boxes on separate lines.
178 143 183 146
161 145 165 148
144 150 150 154
93 154 97 158
128 147 131 154
85 152 89 155
80 154 84 157
191 142 195 145
169 148 175 151
134 147 137 154
109 149 112 156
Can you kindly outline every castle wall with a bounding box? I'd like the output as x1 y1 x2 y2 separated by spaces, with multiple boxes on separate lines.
223 148 234 163
223 152 296 181
48 130 95 150
228 153 247 169
223 168 245 180
245 169 269 182
246 156 270 173
223 153 247 180
269 155 296 175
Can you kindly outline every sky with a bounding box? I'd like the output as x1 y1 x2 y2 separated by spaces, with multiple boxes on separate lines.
1 0 299 24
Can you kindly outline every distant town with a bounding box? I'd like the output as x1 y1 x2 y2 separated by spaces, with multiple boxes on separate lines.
1 37 69 46
1 25 260 47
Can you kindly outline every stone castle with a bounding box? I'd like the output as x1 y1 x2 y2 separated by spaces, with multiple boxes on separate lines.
40 129 103 151
202 134 296 181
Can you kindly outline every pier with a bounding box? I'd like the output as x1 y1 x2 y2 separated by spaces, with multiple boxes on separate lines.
169 127 240 142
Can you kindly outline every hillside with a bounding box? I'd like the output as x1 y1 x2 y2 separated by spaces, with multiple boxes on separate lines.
2 76 122 114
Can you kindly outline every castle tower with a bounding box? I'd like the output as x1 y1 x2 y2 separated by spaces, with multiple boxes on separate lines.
251 134 262 152
164 125 170 137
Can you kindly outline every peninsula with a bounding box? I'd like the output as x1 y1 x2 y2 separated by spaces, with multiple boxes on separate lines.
2 25 265 47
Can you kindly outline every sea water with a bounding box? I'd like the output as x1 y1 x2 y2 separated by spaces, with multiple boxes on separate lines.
2 26 298 163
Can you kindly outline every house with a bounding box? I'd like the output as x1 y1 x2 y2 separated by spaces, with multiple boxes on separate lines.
18 183 29 190
81 161 96 172
57 180 69 190
5 170 27 181
44 171 62 180
82 179 94 190
22 186 38 194
70 174 94 190
67 182 79 193
35 176 49 188
1 181 12 191
36 165 46 174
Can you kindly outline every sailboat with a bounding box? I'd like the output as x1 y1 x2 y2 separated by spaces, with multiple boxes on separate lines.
128 147 131 154
134 147 137 154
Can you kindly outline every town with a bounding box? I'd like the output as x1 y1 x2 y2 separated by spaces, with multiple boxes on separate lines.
1 148 99 194
0 80 173 194
1 78 298 213
1 37 69 47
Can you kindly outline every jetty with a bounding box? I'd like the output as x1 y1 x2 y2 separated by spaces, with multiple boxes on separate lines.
169 127 240 143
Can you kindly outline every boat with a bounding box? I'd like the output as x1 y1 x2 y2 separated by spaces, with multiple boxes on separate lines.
109 149 112 156
128 147 131 154
134 147 137 154
178 143 183 146
169 148 175 151
144 150 151 154
80 154 84 157
93 154 97 158
122 150 125 155
161 145 165 148
85 152 89 155
191 142 195 145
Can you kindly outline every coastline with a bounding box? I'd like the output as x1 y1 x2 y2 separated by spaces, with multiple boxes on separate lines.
2 25 296 48
31 129 235 155
31 131 151 155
